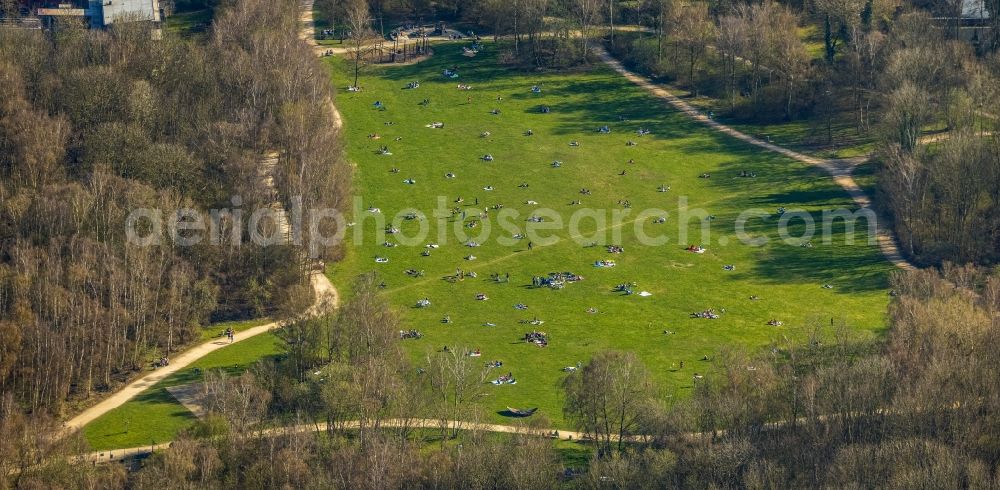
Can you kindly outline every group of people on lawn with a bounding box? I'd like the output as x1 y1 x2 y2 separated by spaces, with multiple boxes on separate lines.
361 71 796 383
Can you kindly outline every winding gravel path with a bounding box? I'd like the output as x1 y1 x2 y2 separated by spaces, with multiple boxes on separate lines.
65 273 338 432
65 4 346 433
81 418 608 464
595 48 915 271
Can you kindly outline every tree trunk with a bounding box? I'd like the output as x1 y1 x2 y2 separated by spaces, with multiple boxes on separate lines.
785 79 794 120
609 0 615 45
657 23 663 61
353 47 361 87
514 2 520 55
689 46 696 82
824 15 835 63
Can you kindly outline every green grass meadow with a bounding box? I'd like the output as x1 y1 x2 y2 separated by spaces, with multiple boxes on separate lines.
325 43 895 425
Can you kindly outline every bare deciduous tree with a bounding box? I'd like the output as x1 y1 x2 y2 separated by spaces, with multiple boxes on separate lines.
563 351 653 456
574 0 602 61
672 2 716 84
346 0 375 88
423 348 489 439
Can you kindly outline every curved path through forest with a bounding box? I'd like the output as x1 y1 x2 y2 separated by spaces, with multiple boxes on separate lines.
66 2 345 433
82 418 605 464
595 48 915 271
65 273 338 432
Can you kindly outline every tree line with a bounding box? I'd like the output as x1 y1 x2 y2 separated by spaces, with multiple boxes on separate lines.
9 264 996 488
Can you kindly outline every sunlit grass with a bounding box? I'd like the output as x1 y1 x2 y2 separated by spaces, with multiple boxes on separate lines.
83 331 285 450
325 42 895 426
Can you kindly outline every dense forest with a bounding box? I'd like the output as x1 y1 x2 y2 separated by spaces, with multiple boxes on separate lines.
0 0 348 418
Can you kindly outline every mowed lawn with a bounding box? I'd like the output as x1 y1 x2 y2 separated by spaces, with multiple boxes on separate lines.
83 331 285 450
326 43 895 425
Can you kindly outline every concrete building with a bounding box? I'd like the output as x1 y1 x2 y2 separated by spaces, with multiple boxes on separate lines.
16 0 160 28
87 0 160 27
